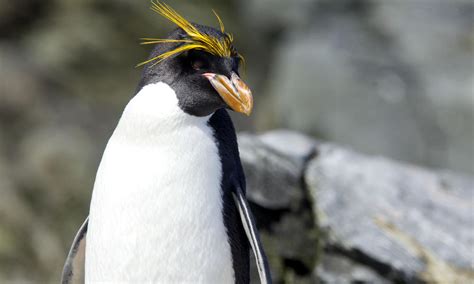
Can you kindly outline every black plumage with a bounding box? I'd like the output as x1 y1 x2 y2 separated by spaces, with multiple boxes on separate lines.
210 109 250 283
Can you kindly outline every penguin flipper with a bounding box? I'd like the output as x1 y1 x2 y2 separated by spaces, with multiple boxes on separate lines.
61 217 88 284
232 186 272 284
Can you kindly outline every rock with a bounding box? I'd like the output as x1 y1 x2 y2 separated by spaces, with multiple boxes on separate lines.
257 0 474 174
316 252 390 284
239 131 319 282
264 12 432 170
239 131 473 283
258 129 318 166
373 0 474 174
306 143 474 282
239 132 311 209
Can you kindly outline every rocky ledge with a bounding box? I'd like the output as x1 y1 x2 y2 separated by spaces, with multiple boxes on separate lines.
239 130 474 283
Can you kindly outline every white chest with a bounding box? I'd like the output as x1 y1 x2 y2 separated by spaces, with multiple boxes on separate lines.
85 83 234 283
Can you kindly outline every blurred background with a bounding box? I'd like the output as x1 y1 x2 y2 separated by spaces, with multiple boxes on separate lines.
0 0 472 282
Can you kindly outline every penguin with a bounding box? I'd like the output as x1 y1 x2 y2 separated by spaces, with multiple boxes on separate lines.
61 2 271 284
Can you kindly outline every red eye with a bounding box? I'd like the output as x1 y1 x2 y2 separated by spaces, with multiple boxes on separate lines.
192 59 205 71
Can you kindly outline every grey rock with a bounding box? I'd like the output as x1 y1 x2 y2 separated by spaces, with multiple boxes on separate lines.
260 0 474 174
266 14 430 170
239 131 319 282
306 143 474 282
258 129 318 166
373 0 474 174
239 132 313 209
316 253 389 284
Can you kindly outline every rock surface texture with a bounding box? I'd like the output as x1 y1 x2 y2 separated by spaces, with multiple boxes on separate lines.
240 130 474 283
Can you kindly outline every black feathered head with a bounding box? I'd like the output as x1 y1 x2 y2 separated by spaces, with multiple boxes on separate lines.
137 1 252 117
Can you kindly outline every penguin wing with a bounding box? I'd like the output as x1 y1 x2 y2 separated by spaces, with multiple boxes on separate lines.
61 217 88 284
232 186 272 284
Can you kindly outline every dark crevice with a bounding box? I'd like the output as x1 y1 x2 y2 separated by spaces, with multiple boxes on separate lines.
297 147 322 279
300 147 319 217
249 145 320 281
248 201 289 232
285 147 320 278
283 258 312 276
325 245 425 284
248 140 319 233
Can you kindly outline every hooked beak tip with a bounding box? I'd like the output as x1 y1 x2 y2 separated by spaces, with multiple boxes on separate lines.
202 73 214 80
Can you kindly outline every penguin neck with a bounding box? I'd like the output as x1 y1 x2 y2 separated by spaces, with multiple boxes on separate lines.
114 82 212 143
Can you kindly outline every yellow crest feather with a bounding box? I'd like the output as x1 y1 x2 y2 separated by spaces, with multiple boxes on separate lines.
137 1 242 67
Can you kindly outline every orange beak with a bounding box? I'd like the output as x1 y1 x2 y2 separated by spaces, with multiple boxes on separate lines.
203 72 253 116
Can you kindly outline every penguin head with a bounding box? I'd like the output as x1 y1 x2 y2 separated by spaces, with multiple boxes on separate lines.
137 2 252 117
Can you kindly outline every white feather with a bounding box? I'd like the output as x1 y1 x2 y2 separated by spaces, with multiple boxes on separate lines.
85 82 234 283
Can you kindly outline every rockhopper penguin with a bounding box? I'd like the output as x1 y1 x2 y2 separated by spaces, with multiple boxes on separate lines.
61 1 271 283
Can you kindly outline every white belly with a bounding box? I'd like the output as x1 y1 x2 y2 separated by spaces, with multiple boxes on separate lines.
85 83 234 283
